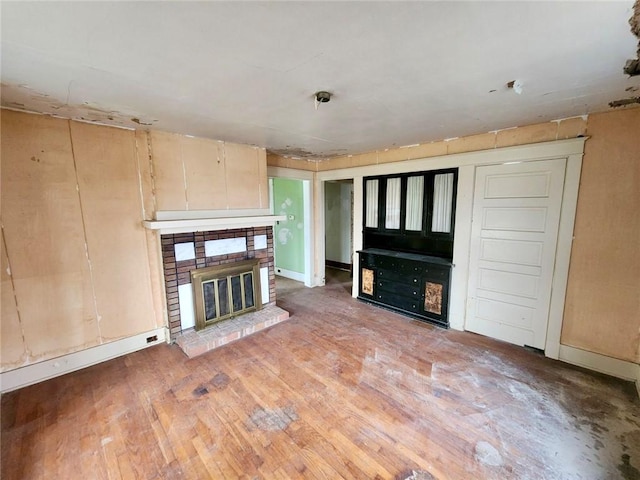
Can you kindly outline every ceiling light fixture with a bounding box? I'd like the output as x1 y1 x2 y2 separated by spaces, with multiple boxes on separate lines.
314 91 332 110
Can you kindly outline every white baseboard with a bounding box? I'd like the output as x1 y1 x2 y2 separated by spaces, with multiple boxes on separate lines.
275 266 305 282
0 327 166 394
559 344 640 386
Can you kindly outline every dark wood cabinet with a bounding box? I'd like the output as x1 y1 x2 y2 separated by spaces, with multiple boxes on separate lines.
358 248 451 327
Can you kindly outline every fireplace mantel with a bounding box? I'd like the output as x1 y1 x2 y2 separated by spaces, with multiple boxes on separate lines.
143 213 286 234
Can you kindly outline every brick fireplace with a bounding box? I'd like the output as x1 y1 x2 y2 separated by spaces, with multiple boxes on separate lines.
160 226 277 341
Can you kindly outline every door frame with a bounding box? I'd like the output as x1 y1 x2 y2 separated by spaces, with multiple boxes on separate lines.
315 138 585 359
465 158 568 350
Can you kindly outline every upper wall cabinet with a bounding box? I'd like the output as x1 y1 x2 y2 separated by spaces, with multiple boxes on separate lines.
363 168 458 259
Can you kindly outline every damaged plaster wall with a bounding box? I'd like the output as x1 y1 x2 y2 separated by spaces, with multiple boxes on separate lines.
561 108 640 364
624 0 640 76
0 110 270 372
271 109 640 365
268 116 589 170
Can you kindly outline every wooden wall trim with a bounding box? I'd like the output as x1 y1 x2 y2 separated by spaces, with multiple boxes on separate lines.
559 344 640 385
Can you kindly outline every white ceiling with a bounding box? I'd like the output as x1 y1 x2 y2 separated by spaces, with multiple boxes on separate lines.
2 2 639 159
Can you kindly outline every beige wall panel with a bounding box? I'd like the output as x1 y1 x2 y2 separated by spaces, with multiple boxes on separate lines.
266 153 286 167
316 159 335 172
288 158 318 171
1 111 99 358
225 143 263 209
257 148 268 208
561 108 640 362
149 131 187 211
145 230 166 329
496 123 558 148
267 153 318 171
134 131 156 220
447 133 496 155
1 233 27 370
70 121 156 341
318 155 354 171
293 159 318 171
182 136 227 210
405 142 448 160
14 273 100 359
557 117 587 140
350 153 377 167
377 148 410 164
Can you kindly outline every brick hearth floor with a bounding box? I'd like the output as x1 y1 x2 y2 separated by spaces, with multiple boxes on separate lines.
175 304 290 358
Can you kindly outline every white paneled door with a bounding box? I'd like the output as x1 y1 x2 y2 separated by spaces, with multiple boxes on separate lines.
466 159 566 350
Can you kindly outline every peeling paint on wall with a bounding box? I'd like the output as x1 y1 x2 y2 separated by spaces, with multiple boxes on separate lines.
608 97 640 108
1 83 155 129
624 0 640 76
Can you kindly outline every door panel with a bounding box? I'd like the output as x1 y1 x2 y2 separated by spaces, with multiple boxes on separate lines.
480 238 543 266
466 159 566 349
482 207 548 231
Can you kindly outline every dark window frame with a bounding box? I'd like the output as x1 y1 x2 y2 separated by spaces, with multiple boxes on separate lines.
363 168 458 259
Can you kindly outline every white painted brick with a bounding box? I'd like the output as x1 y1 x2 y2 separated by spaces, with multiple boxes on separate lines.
205 237 247 257
254 234 267 250
178 283 195 330
260 267 269 304
174 242 196 261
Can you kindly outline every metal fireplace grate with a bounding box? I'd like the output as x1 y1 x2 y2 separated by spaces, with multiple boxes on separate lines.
190 258 262 331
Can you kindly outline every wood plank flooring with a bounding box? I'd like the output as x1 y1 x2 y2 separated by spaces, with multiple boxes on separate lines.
2 269 639 479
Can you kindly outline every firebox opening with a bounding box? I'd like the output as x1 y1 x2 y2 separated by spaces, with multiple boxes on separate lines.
191 258 262 331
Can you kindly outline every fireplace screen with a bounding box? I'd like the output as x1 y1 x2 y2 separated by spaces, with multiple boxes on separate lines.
191 258 262 330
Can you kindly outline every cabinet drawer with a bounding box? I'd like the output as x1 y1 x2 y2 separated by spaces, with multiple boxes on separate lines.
424 266 448 282
377 279 422 298
377 269 421 285
374 256 423 273
375 291 421 313
359 252 376 267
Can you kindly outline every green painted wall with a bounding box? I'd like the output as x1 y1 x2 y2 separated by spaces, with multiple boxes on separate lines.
273 178 305 274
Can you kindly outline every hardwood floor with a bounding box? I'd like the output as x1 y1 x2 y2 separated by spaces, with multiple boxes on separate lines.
2 269 639 479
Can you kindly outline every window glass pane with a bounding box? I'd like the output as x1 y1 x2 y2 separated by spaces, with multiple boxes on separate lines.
365 180 379 228
243 273 254 308
203 280 217 321
405 176 424 231
385 177 401 229
432 173 454 233
218 278 229 316
231 275 243 311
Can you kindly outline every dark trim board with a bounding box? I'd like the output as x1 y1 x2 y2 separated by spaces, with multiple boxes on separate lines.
325 260 352 272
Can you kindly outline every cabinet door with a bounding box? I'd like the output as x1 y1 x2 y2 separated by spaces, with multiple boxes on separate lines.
358 254 376 299
419 266 450 325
